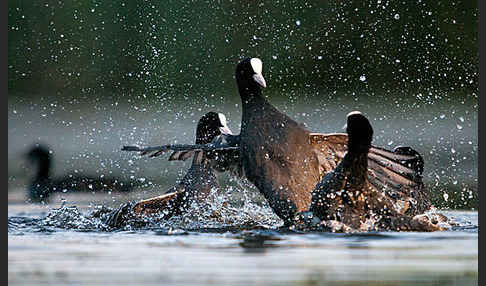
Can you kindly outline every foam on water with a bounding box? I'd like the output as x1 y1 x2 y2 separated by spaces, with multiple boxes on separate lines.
8 200 476 236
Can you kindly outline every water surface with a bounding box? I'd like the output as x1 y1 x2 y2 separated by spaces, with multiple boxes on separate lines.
8 192 478 286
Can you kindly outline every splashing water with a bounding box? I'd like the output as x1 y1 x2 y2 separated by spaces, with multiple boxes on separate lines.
9 184 283 234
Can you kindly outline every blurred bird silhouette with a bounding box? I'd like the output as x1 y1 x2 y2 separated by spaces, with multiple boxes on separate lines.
25 144 139 203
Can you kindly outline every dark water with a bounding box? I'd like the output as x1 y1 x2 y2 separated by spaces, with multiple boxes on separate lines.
8 189 478 286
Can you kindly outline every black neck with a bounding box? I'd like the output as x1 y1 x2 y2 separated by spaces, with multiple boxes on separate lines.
35 157 51 180
342 152 369 183
238 80 277 125
347 135 372 155
237 76 265 103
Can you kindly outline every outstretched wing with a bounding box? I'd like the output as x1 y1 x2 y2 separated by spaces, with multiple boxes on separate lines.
309 133 348 177
103 185 185 228
121 143 228 157
122 134 243 177
121 134 239 158
367 145 430 215
165 134 241 162
309 132 430 215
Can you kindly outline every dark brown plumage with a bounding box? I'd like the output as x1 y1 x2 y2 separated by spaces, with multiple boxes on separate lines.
302 112 443 231
234 58 431 226
235 59 322 224
168 112 242 175
307 111 377 229
120 58 433 228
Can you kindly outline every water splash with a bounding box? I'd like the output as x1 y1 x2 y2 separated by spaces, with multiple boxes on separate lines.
158 188 282 230
8 184 283 234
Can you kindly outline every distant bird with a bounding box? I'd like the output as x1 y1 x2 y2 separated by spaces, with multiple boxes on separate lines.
25 144 138 203
105 112 235 228
303 111 443 231
122 58 432 228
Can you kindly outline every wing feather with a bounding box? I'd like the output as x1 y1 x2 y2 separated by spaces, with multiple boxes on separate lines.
309 132 429 214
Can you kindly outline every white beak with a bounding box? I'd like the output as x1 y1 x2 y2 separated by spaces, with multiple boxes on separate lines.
252 73 267 88
219 126 233 135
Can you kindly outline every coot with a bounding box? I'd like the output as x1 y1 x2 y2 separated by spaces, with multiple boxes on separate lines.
105 112 234 227
25 144 138 203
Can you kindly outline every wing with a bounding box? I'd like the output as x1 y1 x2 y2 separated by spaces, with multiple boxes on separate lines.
121 143 231 157
367 145 430 215
309 133 348 177
122 134 240 158
132 185 185 217
122 134 244 177
166 134 240 161
309 133 430 215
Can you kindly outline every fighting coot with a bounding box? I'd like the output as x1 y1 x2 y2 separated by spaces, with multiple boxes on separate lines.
233 58 430 225
121 58 432 228
301 111 444 231
105 112 235 228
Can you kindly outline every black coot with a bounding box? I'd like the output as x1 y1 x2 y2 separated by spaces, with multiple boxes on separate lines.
25 144 138 203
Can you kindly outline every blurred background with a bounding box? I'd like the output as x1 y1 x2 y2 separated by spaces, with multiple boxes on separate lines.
8 0 478 209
